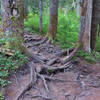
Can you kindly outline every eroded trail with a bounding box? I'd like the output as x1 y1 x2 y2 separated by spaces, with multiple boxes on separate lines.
5 33 100 100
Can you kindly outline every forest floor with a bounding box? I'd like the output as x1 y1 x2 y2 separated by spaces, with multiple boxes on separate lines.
5 32 100 100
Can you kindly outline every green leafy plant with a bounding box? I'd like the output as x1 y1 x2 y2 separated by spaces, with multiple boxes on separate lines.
75 50 100 63
0 93 4 100
0 36 27 87
0 51 27 87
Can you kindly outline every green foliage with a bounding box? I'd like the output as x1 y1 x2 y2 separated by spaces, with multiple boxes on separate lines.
0 36 27 87
0 51 27 87
24 13 39 32
0 93 4 100
96 36 100 52
76 50 100 63
57 10 79 49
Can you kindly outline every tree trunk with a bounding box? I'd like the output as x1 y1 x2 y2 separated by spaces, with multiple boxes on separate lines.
1 0 11 33
82 0 93 52
78 0 87 45
79 0 93 52
47 0 58 38
1 0 24 51
91 0 100 50
24 0 28 19
77 0 80 17
39 0 43 33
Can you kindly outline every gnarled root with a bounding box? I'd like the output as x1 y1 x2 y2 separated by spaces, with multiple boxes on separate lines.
62 46 79 64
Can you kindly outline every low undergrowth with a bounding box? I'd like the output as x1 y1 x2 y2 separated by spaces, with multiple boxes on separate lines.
75 50 100 63
0 93 4 100
0 51 27 87
0 35 27 100
0 35 27 87
96 37 100 52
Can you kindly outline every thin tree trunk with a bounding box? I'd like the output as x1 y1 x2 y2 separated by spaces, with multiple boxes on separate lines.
77 0 80 17
47 0 58 38
39 0 43 33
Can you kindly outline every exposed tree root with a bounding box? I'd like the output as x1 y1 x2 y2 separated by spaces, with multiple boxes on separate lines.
47 58 59 66
55 47 74 57
62 46 79 64
16 82 33 100
22 45 45 64
41 61 72 73
32 54 45 64
24 36 43 43
24 38 39 43
16 60 72 100
16 61 37 100
15 37 78 100
27 94 54 100
37 73 50 93
16 61 49 100
42 75 66 82
33 37 48 46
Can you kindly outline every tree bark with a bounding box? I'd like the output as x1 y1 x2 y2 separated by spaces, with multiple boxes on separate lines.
91 0 100 50
1 0 24 51
39 0 43 33
78 0 87 45
47 0 58 38
79 0 93 52
24 0 28 19
77 0 80 17
82 0 93 52
1 0 11 33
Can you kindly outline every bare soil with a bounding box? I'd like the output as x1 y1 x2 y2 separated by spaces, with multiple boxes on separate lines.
4 33 100 100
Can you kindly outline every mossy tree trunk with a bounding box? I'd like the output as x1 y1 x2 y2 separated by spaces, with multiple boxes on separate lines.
1 0 24 51
47 0 58 39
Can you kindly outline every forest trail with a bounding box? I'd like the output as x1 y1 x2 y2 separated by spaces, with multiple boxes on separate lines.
5 32 100 100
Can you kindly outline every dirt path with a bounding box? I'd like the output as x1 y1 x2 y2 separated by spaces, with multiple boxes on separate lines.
5 33 100 100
